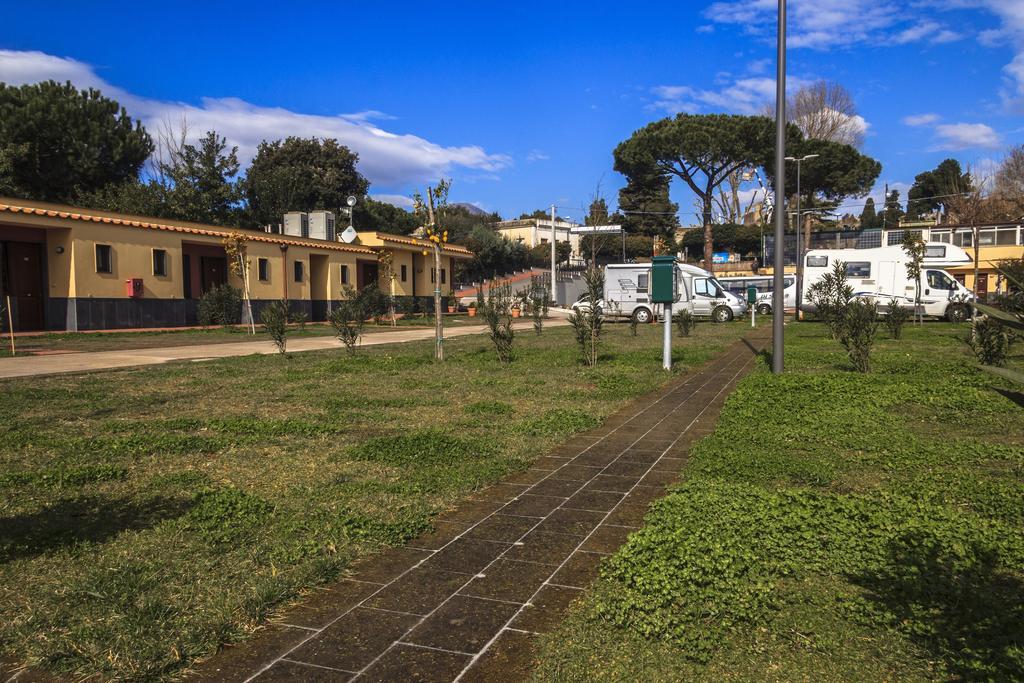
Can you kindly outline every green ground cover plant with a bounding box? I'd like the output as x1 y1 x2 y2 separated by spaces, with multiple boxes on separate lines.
0 320 747 681
535 323 1024 682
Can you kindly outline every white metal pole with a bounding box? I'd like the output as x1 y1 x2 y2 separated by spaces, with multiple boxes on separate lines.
663 302 672 370
550 205 557 305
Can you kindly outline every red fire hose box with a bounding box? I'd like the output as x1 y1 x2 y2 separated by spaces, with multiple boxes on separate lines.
126 278 144 298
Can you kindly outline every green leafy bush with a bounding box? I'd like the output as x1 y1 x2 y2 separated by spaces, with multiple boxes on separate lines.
885 298 911 339
836 298 880 372
674 309 696 337
260 300 289 354
970 316 1013 366
481 283 515 363
197 284 241 327
807 261 853 338
330 286 366 354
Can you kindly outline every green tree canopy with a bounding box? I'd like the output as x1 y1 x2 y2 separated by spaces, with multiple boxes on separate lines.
617 169 679 237
764 137 881 206
906 158 970 220
880 189 905 228
0 80 153 202
162 131 242 225
859 196 879 229
353 196 420 235
245 137 370 227
458 225 533 282
614 114 780 271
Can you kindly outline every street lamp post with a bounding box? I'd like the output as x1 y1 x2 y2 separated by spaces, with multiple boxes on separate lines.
785 154 818 319
550 205 557 305
772 0 787 374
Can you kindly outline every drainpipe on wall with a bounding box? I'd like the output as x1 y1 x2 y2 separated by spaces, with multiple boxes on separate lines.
279 244 289 305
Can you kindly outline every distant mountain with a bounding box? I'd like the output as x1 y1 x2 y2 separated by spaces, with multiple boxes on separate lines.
452 202 489 216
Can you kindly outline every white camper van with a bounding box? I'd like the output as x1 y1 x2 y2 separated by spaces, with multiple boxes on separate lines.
596 263 746 323
799 243 974 322
719 275 796 315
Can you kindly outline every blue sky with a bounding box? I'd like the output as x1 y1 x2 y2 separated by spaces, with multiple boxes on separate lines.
1 1 1022 224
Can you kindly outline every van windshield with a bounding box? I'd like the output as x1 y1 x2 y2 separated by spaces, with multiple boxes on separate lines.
926 270 956 290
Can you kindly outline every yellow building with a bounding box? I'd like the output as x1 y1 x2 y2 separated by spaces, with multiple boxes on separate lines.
0 198 471 332
927 223 1023 298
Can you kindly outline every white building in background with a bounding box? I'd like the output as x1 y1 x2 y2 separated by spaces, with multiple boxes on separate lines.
494 218 624 264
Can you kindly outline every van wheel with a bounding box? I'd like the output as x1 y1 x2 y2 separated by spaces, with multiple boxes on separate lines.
632 308 653 324
946 303 969 323
756 303 772 315
713 306 734 323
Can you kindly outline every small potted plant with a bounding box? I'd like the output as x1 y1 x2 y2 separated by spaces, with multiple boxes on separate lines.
510 303 521 318
467 301 478 317
447 292 459 314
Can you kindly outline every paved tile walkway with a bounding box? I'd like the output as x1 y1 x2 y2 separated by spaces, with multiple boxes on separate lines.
190 331 768 683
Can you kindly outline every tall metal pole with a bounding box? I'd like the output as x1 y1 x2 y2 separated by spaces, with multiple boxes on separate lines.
772 0 786 374
794 158 802 319
550 204 557 305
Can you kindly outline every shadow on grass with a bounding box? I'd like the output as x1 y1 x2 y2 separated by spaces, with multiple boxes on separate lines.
0 495 191 564
994 387 1024 409
851 531 1024 680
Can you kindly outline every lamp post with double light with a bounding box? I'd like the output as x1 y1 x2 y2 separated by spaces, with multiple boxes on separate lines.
785 153 818 318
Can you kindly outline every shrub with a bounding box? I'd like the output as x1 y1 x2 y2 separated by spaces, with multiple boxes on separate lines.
330 286 365 354
481 283 515 363
358 283 388 323
884 298 911 339
197 284 242 327
568 267 605 366
629 315 639 337
528 276 550 335
970 316 1013 366
290 309 308 331
675 309 696 337
807 261 852 338
260 300 289 354
836 298 879 373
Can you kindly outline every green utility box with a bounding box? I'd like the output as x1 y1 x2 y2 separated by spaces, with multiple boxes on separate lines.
650 255 678 304
747 286 757 305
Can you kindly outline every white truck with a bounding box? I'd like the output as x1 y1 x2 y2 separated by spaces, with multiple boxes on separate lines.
719 274 796 315
799 243 974 322
591 263 747 323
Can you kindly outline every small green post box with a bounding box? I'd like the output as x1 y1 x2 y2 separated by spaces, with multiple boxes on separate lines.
650 255 677 304
746 286 757 306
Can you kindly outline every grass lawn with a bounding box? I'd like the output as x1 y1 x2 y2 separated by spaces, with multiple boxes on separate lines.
534 322 1024 682
0 314 475 356
0 318 747 681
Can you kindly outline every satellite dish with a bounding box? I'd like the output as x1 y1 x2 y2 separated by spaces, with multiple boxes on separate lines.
346 196 357 207
340 225 358 243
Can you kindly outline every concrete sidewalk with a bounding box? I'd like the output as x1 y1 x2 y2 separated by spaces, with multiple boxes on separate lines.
0 320 567 380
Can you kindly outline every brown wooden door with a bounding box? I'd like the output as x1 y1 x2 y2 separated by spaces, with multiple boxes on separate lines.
200 257 227 294
976 273 989 302
5 242 44 331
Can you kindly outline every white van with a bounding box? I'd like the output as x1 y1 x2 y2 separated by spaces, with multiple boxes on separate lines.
719 275 796 315
597 263 746 324
799 243 974 322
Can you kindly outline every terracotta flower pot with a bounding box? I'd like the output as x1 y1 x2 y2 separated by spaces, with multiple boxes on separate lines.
447 306 456 314
467 308 477 317
511 308 521 318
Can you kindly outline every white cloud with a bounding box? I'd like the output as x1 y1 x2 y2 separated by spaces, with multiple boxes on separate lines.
0 49 511 189
526 149 550 162
370 194 414 209
652 76 813 115
933 122 1002 150
705 0 961 49
893 21 961 44
903 113 941 126
696 24 715 33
